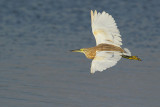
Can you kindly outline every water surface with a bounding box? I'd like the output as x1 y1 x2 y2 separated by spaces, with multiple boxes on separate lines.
0 0 160 107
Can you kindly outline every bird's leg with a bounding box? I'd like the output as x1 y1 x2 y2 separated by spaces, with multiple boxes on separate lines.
121 55 142 61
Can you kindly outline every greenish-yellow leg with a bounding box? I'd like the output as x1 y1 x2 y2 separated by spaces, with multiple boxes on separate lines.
122 55 142 61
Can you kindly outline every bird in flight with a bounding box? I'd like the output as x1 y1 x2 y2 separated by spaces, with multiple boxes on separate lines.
71 10 141 74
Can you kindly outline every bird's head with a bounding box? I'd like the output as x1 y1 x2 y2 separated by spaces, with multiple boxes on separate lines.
70 48 95 59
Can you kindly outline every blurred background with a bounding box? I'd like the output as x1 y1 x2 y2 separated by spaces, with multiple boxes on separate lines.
0 0 160 107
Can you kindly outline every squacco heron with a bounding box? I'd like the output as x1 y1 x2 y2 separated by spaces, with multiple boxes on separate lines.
71 10 141 73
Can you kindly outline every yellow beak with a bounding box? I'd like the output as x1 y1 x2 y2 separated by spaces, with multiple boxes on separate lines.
70 49 83 53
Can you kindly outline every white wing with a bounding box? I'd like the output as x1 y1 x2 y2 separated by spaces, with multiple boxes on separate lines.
91 10 122 47
91 51 122 74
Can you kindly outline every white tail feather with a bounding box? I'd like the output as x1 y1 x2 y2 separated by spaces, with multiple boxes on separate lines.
123 48 131 56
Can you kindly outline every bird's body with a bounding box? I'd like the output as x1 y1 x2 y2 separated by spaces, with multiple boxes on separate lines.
77 44 124 59
71 10 141 73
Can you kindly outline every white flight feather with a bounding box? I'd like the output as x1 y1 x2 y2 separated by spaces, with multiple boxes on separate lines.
91 10 122 47
91 51 122 73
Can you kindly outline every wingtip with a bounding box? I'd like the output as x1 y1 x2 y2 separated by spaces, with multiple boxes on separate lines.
94 10 97 15
91 10 93 17
90 68 95 74
91 10 93 26
91 10 98 26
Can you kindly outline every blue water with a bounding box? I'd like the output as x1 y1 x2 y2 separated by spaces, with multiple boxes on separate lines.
0 0 160 107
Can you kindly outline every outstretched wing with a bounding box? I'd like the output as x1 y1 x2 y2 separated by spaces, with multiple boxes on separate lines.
91 10 122 47
91 51 122 74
